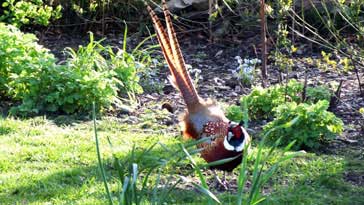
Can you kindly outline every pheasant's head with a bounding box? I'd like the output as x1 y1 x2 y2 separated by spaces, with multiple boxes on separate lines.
223 121 248 152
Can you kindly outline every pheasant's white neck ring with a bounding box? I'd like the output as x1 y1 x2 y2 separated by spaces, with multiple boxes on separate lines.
223 129 246 152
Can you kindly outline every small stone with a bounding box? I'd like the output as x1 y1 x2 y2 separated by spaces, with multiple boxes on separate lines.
215 50 223 57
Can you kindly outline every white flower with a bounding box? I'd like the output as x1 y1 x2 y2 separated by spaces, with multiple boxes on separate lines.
152 58 159 65
235 56 243 65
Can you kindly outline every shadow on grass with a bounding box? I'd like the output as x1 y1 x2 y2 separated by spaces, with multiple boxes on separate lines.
1 138 209 204
264 169 364 205
260 147 364 205
2 164 102 204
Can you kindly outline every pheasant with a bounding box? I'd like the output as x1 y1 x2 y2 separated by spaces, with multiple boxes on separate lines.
146 0 250 172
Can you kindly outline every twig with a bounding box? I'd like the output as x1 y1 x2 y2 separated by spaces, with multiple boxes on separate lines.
302 71 308 103
350 58 364 97
260 0 268 86
329 79 344 111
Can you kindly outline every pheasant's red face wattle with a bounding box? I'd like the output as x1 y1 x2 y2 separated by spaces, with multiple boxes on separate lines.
231 125 243 139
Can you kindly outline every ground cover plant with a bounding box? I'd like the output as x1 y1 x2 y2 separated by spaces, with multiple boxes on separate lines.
0 23 149 115
226 81 343 150
236 79 333 120
263 100 343 150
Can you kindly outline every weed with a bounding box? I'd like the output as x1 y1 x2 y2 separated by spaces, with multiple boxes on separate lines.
240 80 303 120
263 100 343 150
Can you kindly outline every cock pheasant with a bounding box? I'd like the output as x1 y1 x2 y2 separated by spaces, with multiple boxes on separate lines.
146 0 250 171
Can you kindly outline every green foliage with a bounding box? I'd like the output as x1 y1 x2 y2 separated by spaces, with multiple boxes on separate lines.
0 0 62 27
228 80 339 151
0 24 146 115
237 80 333 121
226 105 244 122
42 37 121 114
108 48 143 96
306 85 332 103
0 23 57 101
263 100 343 150
241 79 304 120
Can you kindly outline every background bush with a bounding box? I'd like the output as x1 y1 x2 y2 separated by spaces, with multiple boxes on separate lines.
226 81 341 151
0 0 62 27
263 100 343 150
0 23 145 115
0 23 57 101
239 80 333 120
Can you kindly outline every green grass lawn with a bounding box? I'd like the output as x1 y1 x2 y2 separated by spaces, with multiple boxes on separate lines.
0 115 363 204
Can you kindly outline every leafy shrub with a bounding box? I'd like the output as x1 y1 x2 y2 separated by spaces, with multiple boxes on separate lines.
263 100 343 150
226 105 244 122
306 85 332 103
108 48 143 96
0 23 57 100
0 24 146 115
240 80 333 120
5 32 121 114
241 79 304 120
0 0 62 27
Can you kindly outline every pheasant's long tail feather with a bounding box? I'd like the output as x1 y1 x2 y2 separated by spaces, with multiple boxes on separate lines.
161 0 199 102
147 1 201 111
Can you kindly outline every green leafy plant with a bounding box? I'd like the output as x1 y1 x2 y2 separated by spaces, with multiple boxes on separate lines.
239 80 333 120
241 79 303 120
0 22 57 102
0 23 147 115
263 100 343 150
226 105 244 122
0 0 62 27
306 85 332 103
5 31 122 115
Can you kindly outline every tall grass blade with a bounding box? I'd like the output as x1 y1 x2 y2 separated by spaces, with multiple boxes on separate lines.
201 154 242 168
237 142 250 205
122 21 128 62
192 182 221 204
151 169 161 205
180 144 220 205
120 176 130 205
92 102 113 205
132 163 138 205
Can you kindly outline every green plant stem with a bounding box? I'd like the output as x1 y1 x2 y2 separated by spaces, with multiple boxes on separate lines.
93 102 113 205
